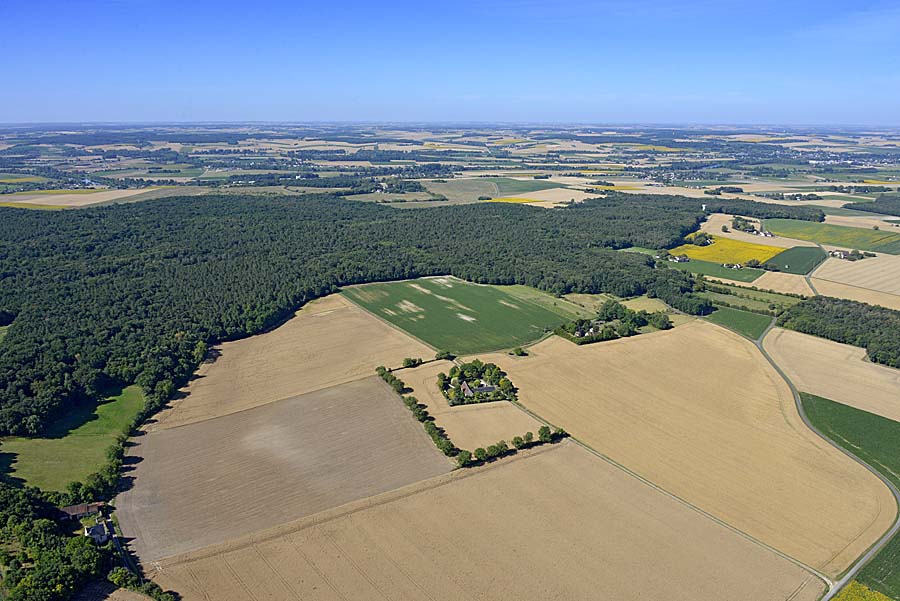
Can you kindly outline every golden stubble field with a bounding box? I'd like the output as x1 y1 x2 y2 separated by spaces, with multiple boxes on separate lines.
117 377 452 562
710 271 816 296
480 321 895 577
401 361 545 451
765 328 900 423
150 294 433 430
152 443 825 601
811 254 900 310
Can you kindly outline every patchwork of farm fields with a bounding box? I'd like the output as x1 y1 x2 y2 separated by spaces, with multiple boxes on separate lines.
481 321 895 576
342 277 569 354
670 235 782 264
764 219 900 254
153 443 825 601
118 377 452 562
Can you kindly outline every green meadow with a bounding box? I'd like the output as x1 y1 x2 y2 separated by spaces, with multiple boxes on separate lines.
343 277 571 354
764 219 900 254
0 385 144 491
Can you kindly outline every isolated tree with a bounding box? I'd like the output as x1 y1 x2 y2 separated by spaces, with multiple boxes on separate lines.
539 425 552 443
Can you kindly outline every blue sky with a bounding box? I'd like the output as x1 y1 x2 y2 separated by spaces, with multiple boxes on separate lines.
2 0 900 125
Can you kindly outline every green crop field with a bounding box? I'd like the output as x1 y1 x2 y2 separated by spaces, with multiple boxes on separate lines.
0 385 144 491
0 325 7 343
500 285 594 320
801 393 900 600
342 277 570 354
666 258 764 282
704 306 772 339
423 177 564 203
0 172 47 183
767 246 827 275
764 219 900 254
619 246 657 256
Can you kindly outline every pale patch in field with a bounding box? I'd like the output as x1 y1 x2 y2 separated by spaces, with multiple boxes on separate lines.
149 295 432 430
480 321 895 577
152 443 825 601
397 299 424 314
407 282 432 294
765 328 900 423
498 300 520 309
430 276 454 287
457 313 477 322
382 308 397 316
117 377 452 562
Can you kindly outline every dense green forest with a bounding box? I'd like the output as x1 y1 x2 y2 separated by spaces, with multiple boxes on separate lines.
0 192 823 436
777 296 900 367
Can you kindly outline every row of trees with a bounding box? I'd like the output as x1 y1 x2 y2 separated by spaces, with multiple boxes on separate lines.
777 296 900 368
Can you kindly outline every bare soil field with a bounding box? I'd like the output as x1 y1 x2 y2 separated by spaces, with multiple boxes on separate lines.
153 443 825 601
117 377 452 562
402 361 544 450
7 188 158 207
150 294 432 430
709 271 815 296
765 328 900 422
480 322 895 576
701 213 817 248
810 279 900 311
813 255 900 297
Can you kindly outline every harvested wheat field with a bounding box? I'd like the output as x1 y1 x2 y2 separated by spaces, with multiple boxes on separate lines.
481 321 895 577
72 581 148 601
701 213 816 248
150 294 432 430
825 214 896 230
6 188 157 207
153 443 825 601
765 328 900 422
814 255 900 297
402 361 544 450
810 279 900 311
117 377 452 562
711 271 815 296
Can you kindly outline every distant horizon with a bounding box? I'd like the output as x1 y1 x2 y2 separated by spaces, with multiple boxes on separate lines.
4 1 900 125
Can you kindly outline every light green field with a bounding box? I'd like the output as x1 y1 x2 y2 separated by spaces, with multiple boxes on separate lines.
0 173 47 183
423 177 564 203
0 325 7 343
666 258 764 282
500 285 594 319
343 277 570 354
0 385 144 491
764 219 900 254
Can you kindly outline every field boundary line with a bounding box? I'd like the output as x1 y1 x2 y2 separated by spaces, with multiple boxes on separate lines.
154 442 563 570
758 325 900 600
507 393 833 590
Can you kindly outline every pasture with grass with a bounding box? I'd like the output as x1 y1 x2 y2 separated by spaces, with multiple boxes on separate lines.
666 257 764 282
764 219 900 254
0 385 144 491
343 277 570 354
704 306 772 339
801 393 900 601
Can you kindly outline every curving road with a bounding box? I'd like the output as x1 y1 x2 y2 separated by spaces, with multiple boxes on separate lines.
756 320 900 600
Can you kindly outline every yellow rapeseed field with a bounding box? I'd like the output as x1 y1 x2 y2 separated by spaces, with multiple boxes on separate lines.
671 235 782 264
833 582 893 601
